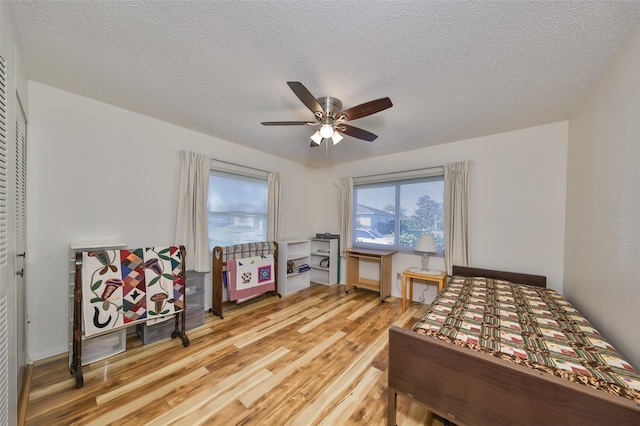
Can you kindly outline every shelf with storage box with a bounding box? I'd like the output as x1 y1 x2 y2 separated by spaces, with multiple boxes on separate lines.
137 271 205 344
277 239 311 295
184 271 205 330
309 238 338 286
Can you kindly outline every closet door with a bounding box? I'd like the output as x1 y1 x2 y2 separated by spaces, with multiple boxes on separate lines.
15 97 27 398
0 53 10 425
0 50 27 425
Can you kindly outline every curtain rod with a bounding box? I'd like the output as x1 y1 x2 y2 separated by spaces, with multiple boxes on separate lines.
210 158 270 174
354 165 443 180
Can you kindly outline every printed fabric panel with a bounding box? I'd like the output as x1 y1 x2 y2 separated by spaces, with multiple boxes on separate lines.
413 276 640 403
82 246 185 337
227 254 275 301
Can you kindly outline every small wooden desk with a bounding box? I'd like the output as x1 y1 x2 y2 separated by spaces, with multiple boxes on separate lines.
402 268 447 311
345 247 397 301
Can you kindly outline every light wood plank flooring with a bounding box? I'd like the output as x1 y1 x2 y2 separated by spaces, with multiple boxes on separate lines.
26 283 445 425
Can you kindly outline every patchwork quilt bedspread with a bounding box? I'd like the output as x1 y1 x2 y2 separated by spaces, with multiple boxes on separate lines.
413 275 640 402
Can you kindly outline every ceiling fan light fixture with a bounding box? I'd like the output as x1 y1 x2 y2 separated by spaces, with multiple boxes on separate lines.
320 124 334 139
331 132 343 145
310 130 322 145
261 82 392 148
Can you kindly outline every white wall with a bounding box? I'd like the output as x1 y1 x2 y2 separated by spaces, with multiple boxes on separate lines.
565 24 640 367
314 122 568 303
26 82 315 360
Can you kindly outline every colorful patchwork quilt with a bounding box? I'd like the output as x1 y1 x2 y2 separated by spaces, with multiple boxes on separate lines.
82 247 185 337
413 276 640 403
227 254 275 302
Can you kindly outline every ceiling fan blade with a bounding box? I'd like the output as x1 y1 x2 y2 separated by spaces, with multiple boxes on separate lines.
338 97 393 121
287 81 324 115
261 121 311 126
339 124 378 142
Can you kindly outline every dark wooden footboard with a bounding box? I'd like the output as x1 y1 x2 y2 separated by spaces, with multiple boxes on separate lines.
387 325 640 426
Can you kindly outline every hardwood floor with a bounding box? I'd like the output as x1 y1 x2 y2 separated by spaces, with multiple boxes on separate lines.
26 283 444 426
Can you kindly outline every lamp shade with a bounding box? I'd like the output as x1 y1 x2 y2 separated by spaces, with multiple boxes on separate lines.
320 124 334 138
415 234 437 253
331 132 343 145
310 130 322 145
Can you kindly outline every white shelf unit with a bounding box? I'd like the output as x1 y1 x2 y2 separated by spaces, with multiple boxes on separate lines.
309 238 338 286
69 241 127 366
278 239 311 295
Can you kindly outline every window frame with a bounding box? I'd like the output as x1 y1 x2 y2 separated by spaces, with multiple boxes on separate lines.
207 163 269 250
352 171 445 255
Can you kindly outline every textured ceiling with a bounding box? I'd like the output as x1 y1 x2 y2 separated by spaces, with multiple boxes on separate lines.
11 1 640 168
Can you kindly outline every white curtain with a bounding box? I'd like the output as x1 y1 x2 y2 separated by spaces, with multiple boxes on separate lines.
267 172 282 241
443 161 471 275
175 151 211 272
335 177 353 256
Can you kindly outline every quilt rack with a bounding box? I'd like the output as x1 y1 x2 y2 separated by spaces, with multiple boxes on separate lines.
70 245 190 388
210 241 279 319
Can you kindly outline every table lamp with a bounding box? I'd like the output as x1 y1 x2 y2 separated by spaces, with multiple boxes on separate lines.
414 234 439 274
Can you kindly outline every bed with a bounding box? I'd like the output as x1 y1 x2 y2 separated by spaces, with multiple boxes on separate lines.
387 266 640 425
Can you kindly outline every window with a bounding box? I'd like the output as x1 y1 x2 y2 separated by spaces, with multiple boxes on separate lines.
353 175 444 253
207 170 268 250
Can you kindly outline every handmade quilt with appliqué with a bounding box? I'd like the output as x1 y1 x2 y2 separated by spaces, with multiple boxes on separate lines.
82 247 185 337
413 276 640 403
227 254 275 301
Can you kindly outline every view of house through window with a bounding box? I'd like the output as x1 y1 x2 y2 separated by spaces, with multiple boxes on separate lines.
353 175 444 252
207 170 268 249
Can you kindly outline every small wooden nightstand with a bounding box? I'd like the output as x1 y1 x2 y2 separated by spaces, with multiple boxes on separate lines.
401 268 448 311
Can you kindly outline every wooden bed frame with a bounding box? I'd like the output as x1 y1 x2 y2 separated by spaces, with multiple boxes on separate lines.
387 265 640 425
